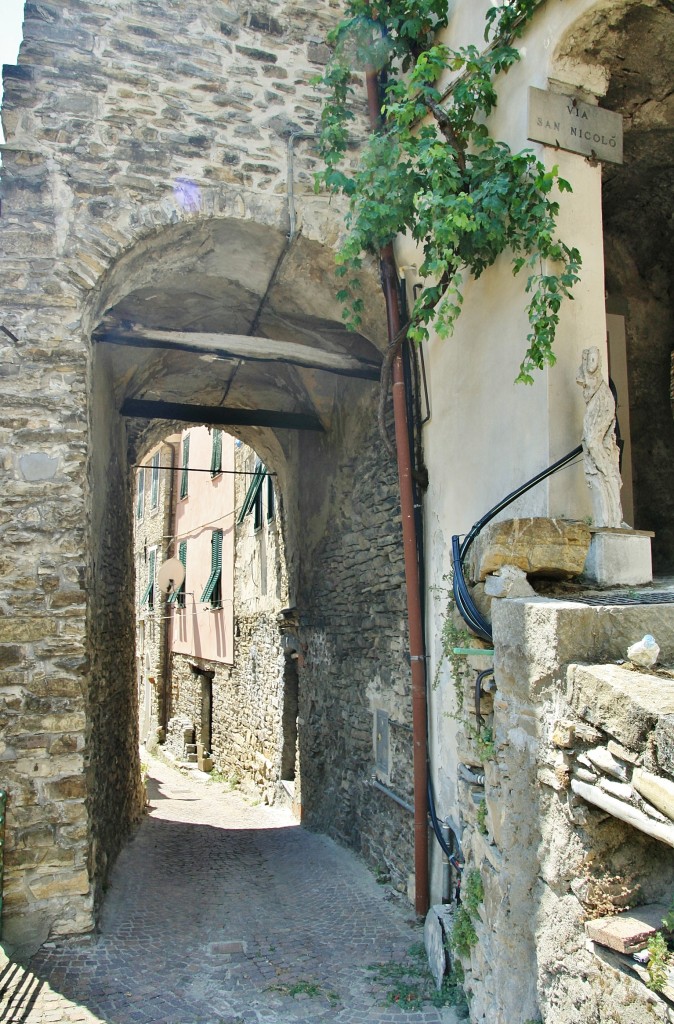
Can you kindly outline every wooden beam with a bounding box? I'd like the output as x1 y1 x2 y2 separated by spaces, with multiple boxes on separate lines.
120 398 324 432
95 323 381 381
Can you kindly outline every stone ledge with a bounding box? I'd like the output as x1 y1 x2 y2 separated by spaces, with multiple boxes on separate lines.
567 663 674 750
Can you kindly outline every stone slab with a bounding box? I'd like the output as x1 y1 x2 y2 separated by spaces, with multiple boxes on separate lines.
567 663 674 749
632 768 674 821
583 530 653 586
585 903 668 953
469 518 591 582
570 778 674 847
424 904 451 989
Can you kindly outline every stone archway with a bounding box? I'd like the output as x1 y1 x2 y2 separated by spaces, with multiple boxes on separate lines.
0 0 417 952
84 199 393 919
1 183 416 950
555 0 674 569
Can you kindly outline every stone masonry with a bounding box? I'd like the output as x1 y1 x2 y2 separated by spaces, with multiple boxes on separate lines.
0 0 396 949
454 597 674 1024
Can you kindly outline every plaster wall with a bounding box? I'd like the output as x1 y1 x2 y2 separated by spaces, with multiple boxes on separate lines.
170 427 235 665
414 0 616 906
134 436 178 744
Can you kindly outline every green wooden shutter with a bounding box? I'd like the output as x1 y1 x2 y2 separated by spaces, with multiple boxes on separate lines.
167 540 187 605
150 454 160 508
136 468 145 520
266 474 275 522
180 435 190 499
200 530 223 605
210 430 222 476
141 548 156 608
237 462 266 523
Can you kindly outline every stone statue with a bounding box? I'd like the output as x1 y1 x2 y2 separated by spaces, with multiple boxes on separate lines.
576 346 623 528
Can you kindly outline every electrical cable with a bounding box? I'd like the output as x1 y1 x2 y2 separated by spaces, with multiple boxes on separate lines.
452 444 584 641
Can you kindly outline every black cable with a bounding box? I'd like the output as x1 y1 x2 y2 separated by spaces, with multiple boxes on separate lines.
427 775 458 866
452 444 584 641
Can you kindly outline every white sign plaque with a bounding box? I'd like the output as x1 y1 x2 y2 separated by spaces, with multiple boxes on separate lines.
528 87 623 164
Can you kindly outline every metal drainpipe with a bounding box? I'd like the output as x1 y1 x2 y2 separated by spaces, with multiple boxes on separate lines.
365 69 429 917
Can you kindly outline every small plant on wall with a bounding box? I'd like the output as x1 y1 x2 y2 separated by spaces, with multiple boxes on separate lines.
314 0 581 383
433 575 495 762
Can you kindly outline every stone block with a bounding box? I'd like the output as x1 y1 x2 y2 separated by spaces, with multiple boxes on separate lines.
27 868 90 901
469 518 591 582
632 768 674 821
655 715 674 774
0 616 59 642
46 775 87 800
583 528 653 586
567 663 674 748
585 903 669 953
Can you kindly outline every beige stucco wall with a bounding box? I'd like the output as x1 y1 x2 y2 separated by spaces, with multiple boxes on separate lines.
406 0 616 907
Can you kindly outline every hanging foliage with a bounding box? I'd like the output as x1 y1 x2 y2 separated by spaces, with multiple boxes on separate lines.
314 0 581 383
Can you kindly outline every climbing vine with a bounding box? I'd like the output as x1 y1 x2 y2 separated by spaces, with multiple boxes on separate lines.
315 0 581 383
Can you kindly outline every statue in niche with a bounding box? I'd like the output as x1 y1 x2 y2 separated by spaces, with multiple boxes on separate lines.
576 345 623 528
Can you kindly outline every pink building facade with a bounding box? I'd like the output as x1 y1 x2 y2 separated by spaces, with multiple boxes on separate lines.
169 427 235 665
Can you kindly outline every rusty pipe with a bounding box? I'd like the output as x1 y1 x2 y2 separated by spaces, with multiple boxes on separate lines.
366 69 429 916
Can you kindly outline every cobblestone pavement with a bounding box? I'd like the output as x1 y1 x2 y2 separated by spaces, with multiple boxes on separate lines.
1 755 460 1024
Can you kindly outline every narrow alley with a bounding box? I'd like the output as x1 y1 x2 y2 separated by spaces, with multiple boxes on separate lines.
1 756 461 1024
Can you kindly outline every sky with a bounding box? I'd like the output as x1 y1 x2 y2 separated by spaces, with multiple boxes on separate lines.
0 0 26 144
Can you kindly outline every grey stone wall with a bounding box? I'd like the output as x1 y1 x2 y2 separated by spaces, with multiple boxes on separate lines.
297 409 414 895
0 0 385 947
455 598 674 1024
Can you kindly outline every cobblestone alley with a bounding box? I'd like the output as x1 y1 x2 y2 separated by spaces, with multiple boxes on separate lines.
1 755 460 1024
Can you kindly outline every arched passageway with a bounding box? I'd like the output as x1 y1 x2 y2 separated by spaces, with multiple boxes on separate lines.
86 207 415 919
0 0 420 946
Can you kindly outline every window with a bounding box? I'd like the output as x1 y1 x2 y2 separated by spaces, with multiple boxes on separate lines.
141 547 156 610
266 474 275 522
200 530 222 608
237 460 266 525
253 479 263 531
179 434 190 499
167 540 187 608
150 453 160 509
136 467 145 520
210 430 222 477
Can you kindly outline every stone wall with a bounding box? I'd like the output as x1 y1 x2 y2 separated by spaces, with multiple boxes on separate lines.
87 353 145 920
297 408 415 896
0 0 366 946
453 597 674 1024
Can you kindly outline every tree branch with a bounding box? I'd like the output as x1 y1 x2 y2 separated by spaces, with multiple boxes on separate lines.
424 97 467 173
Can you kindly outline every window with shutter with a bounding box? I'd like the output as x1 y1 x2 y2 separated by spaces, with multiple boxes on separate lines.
210 430 222 477
180 434 190 499
141 547 156 609
266 474 275 522
136 468 145 520
237 461 266 525
167 540 187 607
200 530 223 607
150 453 160 509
